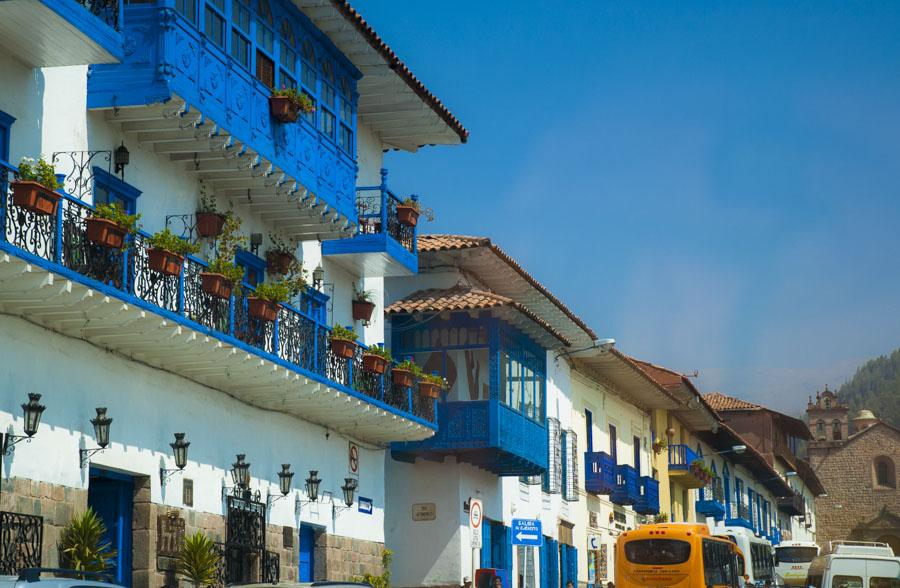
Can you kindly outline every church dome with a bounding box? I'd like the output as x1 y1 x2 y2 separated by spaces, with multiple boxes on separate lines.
855 409 876 420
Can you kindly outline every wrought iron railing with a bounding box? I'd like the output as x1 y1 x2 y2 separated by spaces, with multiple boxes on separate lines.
0 511 43 575
355 168 416 253
0 167 433 425
74 0 120 30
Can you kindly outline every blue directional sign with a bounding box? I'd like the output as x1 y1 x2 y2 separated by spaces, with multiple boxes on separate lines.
511 518 543 546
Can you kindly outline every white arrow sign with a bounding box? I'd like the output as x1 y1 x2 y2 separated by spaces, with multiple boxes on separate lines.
516 532 539 542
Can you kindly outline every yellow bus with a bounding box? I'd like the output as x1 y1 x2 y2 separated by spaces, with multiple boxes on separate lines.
616 523 746 588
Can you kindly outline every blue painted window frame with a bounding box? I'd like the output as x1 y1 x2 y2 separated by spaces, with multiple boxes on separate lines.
235 249 266 287
93 167 142 214
584 409 593 453
0 109 14 164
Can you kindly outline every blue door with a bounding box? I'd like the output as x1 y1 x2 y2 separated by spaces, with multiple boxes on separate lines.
298 524 316 581
87 468 134 587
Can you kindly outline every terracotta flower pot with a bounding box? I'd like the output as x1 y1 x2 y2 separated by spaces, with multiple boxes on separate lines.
331 338 356 360
396 205 420 227
200 272 233 300
269 95 299 123
248 297 279 322
391 368 414 388
196 212 226 238
352 299 376 322
11 181 61 216
85 217 128 249
266 250 294 275
148 248 184 277
362 353 388 374
418 381 441 399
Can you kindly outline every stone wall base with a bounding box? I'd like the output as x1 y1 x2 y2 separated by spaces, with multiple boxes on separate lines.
320 532 385 581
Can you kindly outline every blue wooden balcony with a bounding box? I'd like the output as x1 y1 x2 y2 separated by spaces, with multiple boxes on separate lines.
584 451 616 495
0 164 434 444
668 444 706 489
0 0 123 67
611 464 640 505
391 400 548 476
634 476 660 515
322 169 417 277
696 479 726 520
87 3 360 238
724 501 753 529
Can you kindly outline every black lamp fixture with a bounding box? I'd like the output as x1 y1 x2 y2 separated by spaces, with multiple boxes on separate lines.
267 464 294 506
231 453 251 488
295 470 323 514
340 477 358 508
2 393 46 456
114 142 129 179
160 433 190 486
312 265 324 289
80 407 113 468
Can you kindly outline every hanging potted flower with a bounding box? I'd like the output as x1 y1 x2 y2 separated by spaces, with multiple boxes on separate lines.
269 87 315 123
391 359 418 388
200 213 246 300
352 288 376 322
11 157 62 216
195 180 226 238
86 203 142 249
418 372 444 399
266 234 296 275
396 197 421 227
146 228 200 277
362 344 392 375
330 325 358 359
652 437 668 455
690 459 705 479
248 281 289 322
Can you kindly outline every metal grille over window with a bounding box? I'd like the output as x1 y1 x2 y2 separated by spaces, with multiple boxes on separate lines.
563 429 579 502
0 511 43 575
545 417 562 494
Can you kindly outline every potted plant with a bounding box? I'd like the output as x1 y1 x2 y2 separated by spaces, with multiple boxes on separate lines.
86 203 141 249
418 372 444 399
200 213 246 299
248 281 289 322
362 344 392 374
178 531 220 588
653 513 669 524
58 508 117 572
269 87 315 123
352 288 376 322
146 228 200 277
396 197 421 227
195 180 226 238
391 359 418 388
652 437 668 455
331 324 358 359
11 157 62 216
689 459 704 479
266 233 296 275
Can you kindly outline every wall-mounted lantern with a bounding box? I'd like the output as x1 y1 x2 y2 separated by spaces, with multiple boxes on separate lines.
2 393 47 456
268 463 294 506
296 470 322 514
114 142 129 179
80 408 112 468
160 433 190 486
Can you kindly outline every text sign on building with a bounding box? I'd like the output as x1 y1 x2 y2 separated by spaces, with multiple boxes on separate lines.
469 498 483 549
412 503 436 521
358 496 373 515
348 441 360 477
511 518 543 546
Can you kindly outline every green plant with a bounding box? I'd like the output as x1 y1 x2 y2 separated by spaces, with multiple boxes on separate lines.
354 288 374 303
178 531 220 588
204 212 246 292
399 197 434 222
92 202 142 234
253 281 291 303
17 157 61 189
365 344 392 362
395 359 421 376
332 324 357 342
272 87 315 113
58 508 117 572
197 180 217 213
420 372 445 387
653 513 669 524
148 228 200 256
207 257 245 293
353 548 392 588
269 232 297 254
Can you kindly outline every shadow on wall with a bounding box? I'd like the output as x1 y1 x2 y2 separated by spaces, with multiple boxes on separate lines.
0 57 45 161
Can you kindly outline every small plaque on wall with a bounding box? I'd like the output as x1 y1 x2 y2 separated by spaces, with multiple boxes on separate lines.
157 511 186 570
183 478 194 507
412 503 436 521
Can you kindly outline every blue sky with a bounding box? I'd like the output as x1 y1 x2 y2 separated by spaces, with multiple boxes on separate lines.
354 0 900 415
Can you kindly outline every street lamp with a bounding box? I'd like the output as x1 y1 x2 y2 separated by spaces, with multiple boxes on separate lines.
80 408 113 468
268 464 294 506
160 433 190 486
2 393 46 456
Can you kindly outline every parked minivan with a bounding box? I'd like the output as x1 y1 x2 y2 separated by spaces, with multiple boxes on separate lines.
806 541 899 588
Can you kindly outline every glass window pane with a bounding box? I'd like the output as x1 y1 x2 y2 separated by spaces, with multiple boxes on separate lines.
499 351 508 405
523 365 535 420
205 7 225 48
257 24 274 53
339 125 352 153
281 47 296 75
231 31 250 68
832 577 863 588
176 0 196 22
509 357 522 413
320 110 335 139
232 0 249 31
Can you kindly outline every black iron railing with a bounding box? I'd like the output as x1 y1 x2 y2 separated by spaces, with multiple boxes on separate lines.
74 0 120 30
355 168 416 253
0 166 434 425
0 511 43 575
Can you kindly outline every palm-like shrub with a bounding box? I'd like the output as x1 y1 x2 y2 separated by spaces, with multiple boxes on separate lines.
58 508 117 572
178 531 220 588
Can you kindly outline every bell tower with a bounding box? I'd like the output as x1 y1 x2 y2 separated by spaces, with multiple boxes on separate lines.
806 386 849 445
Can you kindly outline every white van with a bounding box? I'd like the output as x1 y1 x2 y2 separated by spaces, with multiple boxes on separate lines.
714 526 776 586
807 541 899 588
775 541 821 586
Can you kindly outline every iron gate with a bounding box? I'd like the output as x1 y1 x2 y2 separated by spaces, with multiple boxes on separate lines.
0 511 43 574
219 496 279 585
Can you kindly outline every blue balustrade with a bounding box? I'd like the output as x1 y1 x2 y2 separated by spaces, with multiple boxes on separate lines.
584 451 616 495
634 476 660 514
696 478 726 519
611 464 640 505
0 168 432 426
668 444 699 470
725 501 753 529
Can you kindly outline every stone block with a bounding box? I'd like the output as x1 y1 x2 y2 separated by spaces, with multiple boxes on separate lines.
132 530 152 570
133 502 151 530
51 484 65 502
132 569 152 588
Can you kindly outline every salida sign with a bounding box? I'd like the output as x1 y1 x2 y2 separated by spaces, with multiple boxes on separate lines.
511 518 542 546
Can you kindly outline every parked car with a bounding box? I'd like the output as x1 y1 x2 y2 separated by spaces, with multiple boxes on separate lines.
0 569 123 588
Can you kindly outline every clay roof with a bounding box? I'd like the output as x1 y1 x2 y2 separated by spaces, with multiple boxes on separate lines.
698 423 794 497
385 285 570 347
627 357 720 432
327 1 468 144
417 235 596 347
705 392 762 411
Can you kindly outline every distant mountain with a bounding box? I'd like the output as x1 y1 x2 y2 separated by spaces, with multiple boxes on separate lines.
837 348 900 429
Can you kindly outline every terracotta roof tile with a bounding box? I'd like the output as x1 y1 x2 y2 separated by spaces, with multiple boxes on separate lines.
417 235 596 342
329 1 468 144
704 392 762 411
385 285 570 346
